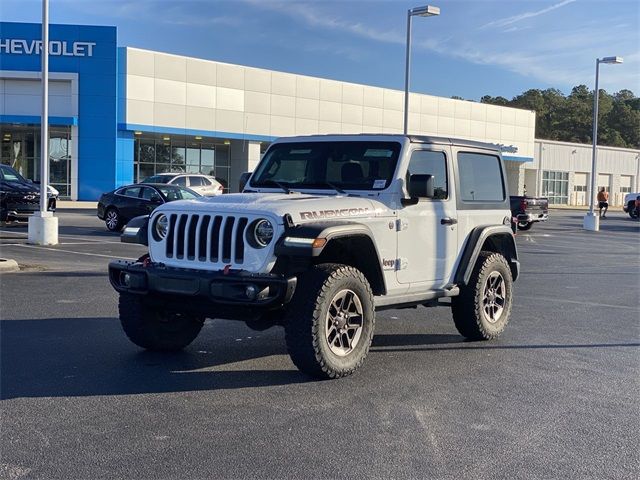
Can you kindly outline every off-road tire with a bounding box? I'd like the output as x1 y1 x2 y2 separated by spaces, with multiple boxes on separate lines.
105 208 123 232
119 293 204 351
452 251 513 340
517 221 533 231
284 263 375 379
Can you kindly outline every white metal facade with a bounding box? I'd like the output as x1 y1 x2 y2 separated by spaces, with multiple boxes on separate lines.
524 139 640 206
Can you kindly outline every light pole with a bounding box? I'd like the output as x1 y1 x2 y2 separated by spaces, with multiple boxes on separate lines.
28 0 58 245
403 5 440 135
583 56 623 232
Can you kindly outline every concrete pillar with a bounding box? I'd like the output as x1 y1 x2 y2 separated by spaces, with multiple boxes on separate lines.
229 140 261 193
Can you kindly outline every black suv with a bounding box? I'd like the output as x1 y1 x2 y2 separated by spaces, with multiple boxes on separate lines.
0 164 57 222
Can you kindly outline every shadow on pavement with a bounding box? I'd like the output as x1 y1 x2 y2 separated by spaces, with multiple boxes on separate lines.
4 317 638 400
599 223 640 233
0 317 309 400
371 333 639 353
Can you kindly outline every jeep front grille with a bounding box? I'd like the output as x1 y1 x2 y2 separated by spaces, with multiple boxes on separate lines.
164 213 249 264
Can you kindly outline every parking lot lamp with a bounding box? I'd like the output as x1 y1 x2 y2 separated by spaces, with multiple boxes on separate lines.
27 0 59 245
403 5 440 135
583 56 623 232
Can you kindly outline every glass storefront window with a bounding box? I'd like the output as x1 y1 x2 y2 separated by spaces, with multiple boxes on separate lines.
0 124 72 199
542 170 569 205
132 134 232 190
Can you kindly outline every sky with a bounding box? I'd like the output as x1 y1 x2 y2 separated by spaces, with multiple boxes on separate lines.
2 0 639 100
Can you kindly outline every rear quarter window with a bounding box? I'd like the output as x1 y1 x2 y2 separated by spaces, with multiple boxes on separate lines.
457 152 505 202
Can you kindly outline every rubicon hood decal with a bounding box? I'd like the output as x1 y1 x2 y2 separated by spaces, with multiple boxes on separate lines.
300 208 370 220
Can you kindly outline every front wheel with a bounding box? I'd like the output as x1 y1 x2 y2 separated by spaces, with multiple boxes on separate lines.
628 202 639 219
105 208 123 231
452 251 513 340
517 221 533 231
284 264 375 379
119 293 204 351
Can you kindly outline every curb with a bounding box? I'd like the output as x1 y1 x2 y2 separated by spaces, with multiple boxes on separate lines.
0 258 20 273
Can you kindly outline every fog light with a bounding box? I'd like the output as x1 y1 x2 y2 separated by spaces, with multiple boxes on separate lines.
122 273 131 286
246 285 258 300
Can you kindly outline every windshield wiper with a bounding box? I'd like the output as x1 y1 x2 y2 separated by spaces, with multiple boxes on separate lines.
319 181 346 195
260 179 291 193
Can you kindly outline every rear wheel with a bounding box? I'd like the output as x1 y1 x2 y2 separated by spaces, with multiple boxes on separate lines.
284 263 375 379
452 251 513 340
105 208 123 231
517 221 533 231
119 293 204 351
628 201 639 219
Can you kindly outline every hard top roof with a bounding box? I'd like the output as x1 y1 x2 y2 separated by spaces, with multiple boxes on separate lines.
271 133 501 152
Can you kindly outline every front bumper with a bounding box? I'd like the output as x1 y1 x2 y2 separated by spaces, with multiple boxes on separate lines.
1 197 56 221
517 212 548 223
109 260 297 314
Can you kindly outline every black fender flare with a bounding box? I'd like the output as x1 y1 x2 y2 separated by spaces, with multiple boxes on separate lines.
274 221 386 295
455 225 519 285
120 215 149 246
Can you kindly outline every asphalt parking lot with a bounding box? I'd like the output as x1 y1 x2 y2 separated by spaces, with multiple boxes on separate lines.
1 208 638 479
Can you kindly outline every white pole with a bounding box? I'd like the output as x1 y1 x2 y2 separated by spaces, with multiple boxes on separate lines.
587 59 600 216
403 10 412 135
27 0 58 245
40 0 49 213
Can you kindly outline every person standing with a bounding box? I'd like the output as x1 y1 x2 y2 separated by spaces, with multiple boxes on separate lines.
597 187 609 218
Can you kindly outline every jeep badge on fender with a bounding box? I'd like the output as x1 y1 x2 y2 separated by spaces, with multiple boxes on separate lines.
109 134 519 379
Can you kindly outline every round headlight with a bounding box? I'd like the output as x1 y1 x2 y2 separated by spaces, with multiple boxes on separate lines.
155 214 169 240
253 219 274 247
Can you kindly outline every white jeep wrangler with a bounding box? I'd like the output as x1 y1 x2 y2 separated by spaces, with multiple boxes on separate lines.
110 134 519 379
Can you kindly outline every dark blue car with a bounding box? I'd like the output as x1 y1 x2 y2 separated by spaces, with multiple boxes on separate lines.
97 183 201 231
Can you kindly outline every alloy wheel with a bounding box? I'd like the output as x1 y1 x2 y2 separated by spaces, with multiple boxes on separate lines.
325 289 364 356
482 271 506 323
106 210 119 230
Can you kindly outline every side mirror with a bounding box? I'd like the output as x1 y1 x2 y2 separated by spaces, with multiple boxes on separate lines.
239 172 252 192
402 174 434 206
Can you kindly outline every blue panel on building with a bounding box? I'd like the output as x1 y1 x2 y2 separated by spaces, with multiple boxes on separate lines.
1 21 120 200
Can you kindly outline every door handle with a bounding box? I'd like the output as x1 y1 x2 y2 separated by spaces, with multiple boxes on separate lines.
440 217 458 225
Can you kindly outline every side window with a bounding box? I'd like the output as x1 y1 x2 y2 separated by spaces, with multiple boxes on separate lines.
172 176 187 187
141 187 162 202
122 187 141 198
188 176 204 187
407 150 448 199
457 152 505 202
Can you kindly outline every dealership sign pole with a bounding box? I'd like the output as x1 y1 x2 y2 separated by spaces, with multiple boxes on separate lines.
28 0 58 245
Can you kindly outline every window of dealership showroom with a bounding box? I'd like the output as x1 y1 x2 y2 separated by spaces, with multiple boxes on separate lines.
133 132 232 189
1 124 72 197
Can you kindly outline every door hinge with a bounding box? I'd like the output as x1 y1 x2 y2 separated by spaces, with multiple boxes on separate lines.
396 219 409 231
396 257 409 270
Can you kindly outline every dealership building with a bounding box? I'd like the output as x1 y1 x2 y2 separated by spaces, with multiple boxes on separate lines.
1 21 638 204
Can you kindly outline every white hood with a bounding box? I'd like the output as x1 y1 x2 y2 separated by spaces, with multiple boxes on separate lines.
157 192 391 224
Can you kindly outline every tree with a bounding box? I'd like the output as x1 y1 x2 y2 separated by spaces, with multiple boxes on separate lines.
478 86 639 148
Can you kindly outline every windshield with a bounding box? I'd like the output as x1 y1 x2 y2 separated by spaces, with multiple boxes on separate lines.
142 175 172 184
0 165 27 183
250 141 401 191
157 185 200 201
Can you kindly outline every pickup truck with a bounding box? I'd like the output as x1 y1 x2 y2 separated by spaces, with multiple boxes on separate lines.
622 192 640 218
510 195 549 231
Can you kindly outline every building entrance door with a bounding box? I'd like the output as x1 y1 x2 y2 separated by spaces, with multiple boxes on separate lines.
573 172 588 206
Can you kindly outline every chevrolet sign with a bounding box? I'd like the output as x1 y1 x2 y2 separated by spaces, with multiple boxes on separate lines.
0 39 96 57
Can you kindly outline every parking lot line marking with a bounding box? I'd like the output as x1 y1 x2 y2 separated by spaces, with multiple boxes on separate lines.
1 229 122 244
518 295 637 310
8 243 137 260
